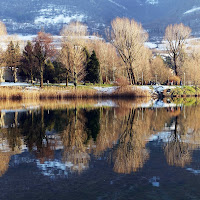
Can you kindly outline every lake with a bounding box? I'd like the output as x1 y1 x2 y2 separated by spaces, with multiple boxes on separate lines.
0 98 200 200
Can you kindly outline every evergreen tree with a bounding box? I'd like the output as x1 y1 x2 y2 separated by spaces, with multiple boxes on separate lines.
85 50 100 84
44 60 55 83
84 109 100 142
164 56 173 69
20 41 36 83
53 61 66 83
6 41 21 83
34 41 45 86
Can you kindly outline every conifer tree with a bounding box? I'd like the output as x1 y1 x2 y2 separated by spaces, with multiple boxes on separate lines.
85 50 100 84
44 60 55 83
21 41 36 83
6 41 21 83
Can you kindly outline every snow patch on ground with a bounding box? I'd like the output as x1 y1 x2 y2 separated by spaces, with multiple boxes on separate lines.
152 85 176 94
93 86 118 94
0 82 31 86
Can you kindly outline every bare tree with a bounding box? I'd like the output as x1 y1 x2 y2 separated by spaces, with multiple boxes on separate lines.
110 17 148 85
180 45 200 86
60 22 88 87
150 56 171 84
164 23 191 76
92 37 121 84
134 46 152 84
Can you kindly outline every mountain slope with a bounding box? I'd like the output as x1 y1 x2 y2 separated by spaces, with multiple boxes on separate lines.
0 0 200 38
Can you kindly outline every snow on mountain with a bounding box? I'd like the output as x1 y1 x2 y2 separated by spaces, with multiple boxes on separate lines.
34 4 86 25
35 14 85 25
0 0 200 38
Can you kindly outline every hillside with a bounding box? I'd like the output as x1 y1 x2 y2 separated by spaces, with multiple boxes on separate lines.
1 0 200 39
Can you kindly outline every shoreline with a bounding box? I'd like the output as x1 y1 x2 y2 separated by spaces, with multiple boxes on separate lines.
0 85 151 100
0 84 200 100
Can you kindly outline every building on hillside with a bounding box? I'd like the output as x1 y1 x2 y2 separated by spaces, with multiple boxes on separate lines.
0 67 23 83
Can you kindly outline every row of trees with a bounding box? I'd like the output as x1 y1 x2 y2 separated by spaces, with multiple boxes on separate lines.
0 18 198 86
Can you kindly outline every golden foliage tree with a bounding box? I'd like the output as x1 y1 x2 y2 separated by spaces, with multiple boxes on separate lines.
150 56 171 84
164 23 191 76
110 17 148 85
60 22 88 87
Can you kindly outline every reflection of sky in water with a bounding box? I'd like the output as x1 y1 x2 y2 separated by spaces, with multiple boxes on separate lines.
149 176 160 187
186 168 200 175
36 160 69 178
10 153 89 179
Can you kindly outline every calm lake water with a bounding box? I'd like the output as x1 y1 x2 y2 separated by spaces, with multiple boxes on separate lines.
1 99 200 200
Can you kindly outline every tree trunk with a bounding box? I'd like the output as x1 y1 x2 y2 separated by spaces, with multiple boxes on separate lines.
40 64 44 88
31 73 33 84
127 68 132 85
0 70 2 83
99 67 102 84
74 70 77 89
13 67 17 83
174 54 178 76
113 68 115 82
66 70 68 87
174 116 178 140
129 68 136 85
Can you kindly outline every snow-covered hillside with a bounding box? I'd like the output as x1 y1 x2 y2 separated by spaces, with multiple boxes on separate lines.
0 0 200 38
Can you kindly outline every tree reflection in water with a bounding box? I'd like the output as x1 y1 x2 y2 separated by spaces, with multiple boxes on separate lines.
164 106 200 167
61 108 90 174
1 101 200 177
110 109 150 173
0 152 11 177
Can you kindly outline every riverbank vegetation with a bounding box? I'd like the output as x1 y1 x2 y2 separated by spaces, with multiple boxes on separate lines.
0 85 150 100
168 86 200 97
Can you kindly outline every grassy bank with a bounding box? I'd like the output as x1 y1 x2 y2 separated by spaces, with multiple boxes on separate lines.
167 86 200 97
0 86 150 100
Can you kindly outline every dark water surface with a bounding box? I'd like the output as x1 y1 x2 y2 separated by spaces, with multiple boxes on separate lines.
0 99 200 200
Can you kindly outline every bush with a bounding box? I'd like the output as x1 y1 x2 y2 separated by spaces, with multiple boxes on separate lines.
115 76 129 86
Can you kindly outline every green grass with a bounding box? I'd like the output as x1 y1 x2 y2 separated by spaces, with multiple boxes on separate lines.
170 86 200 97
